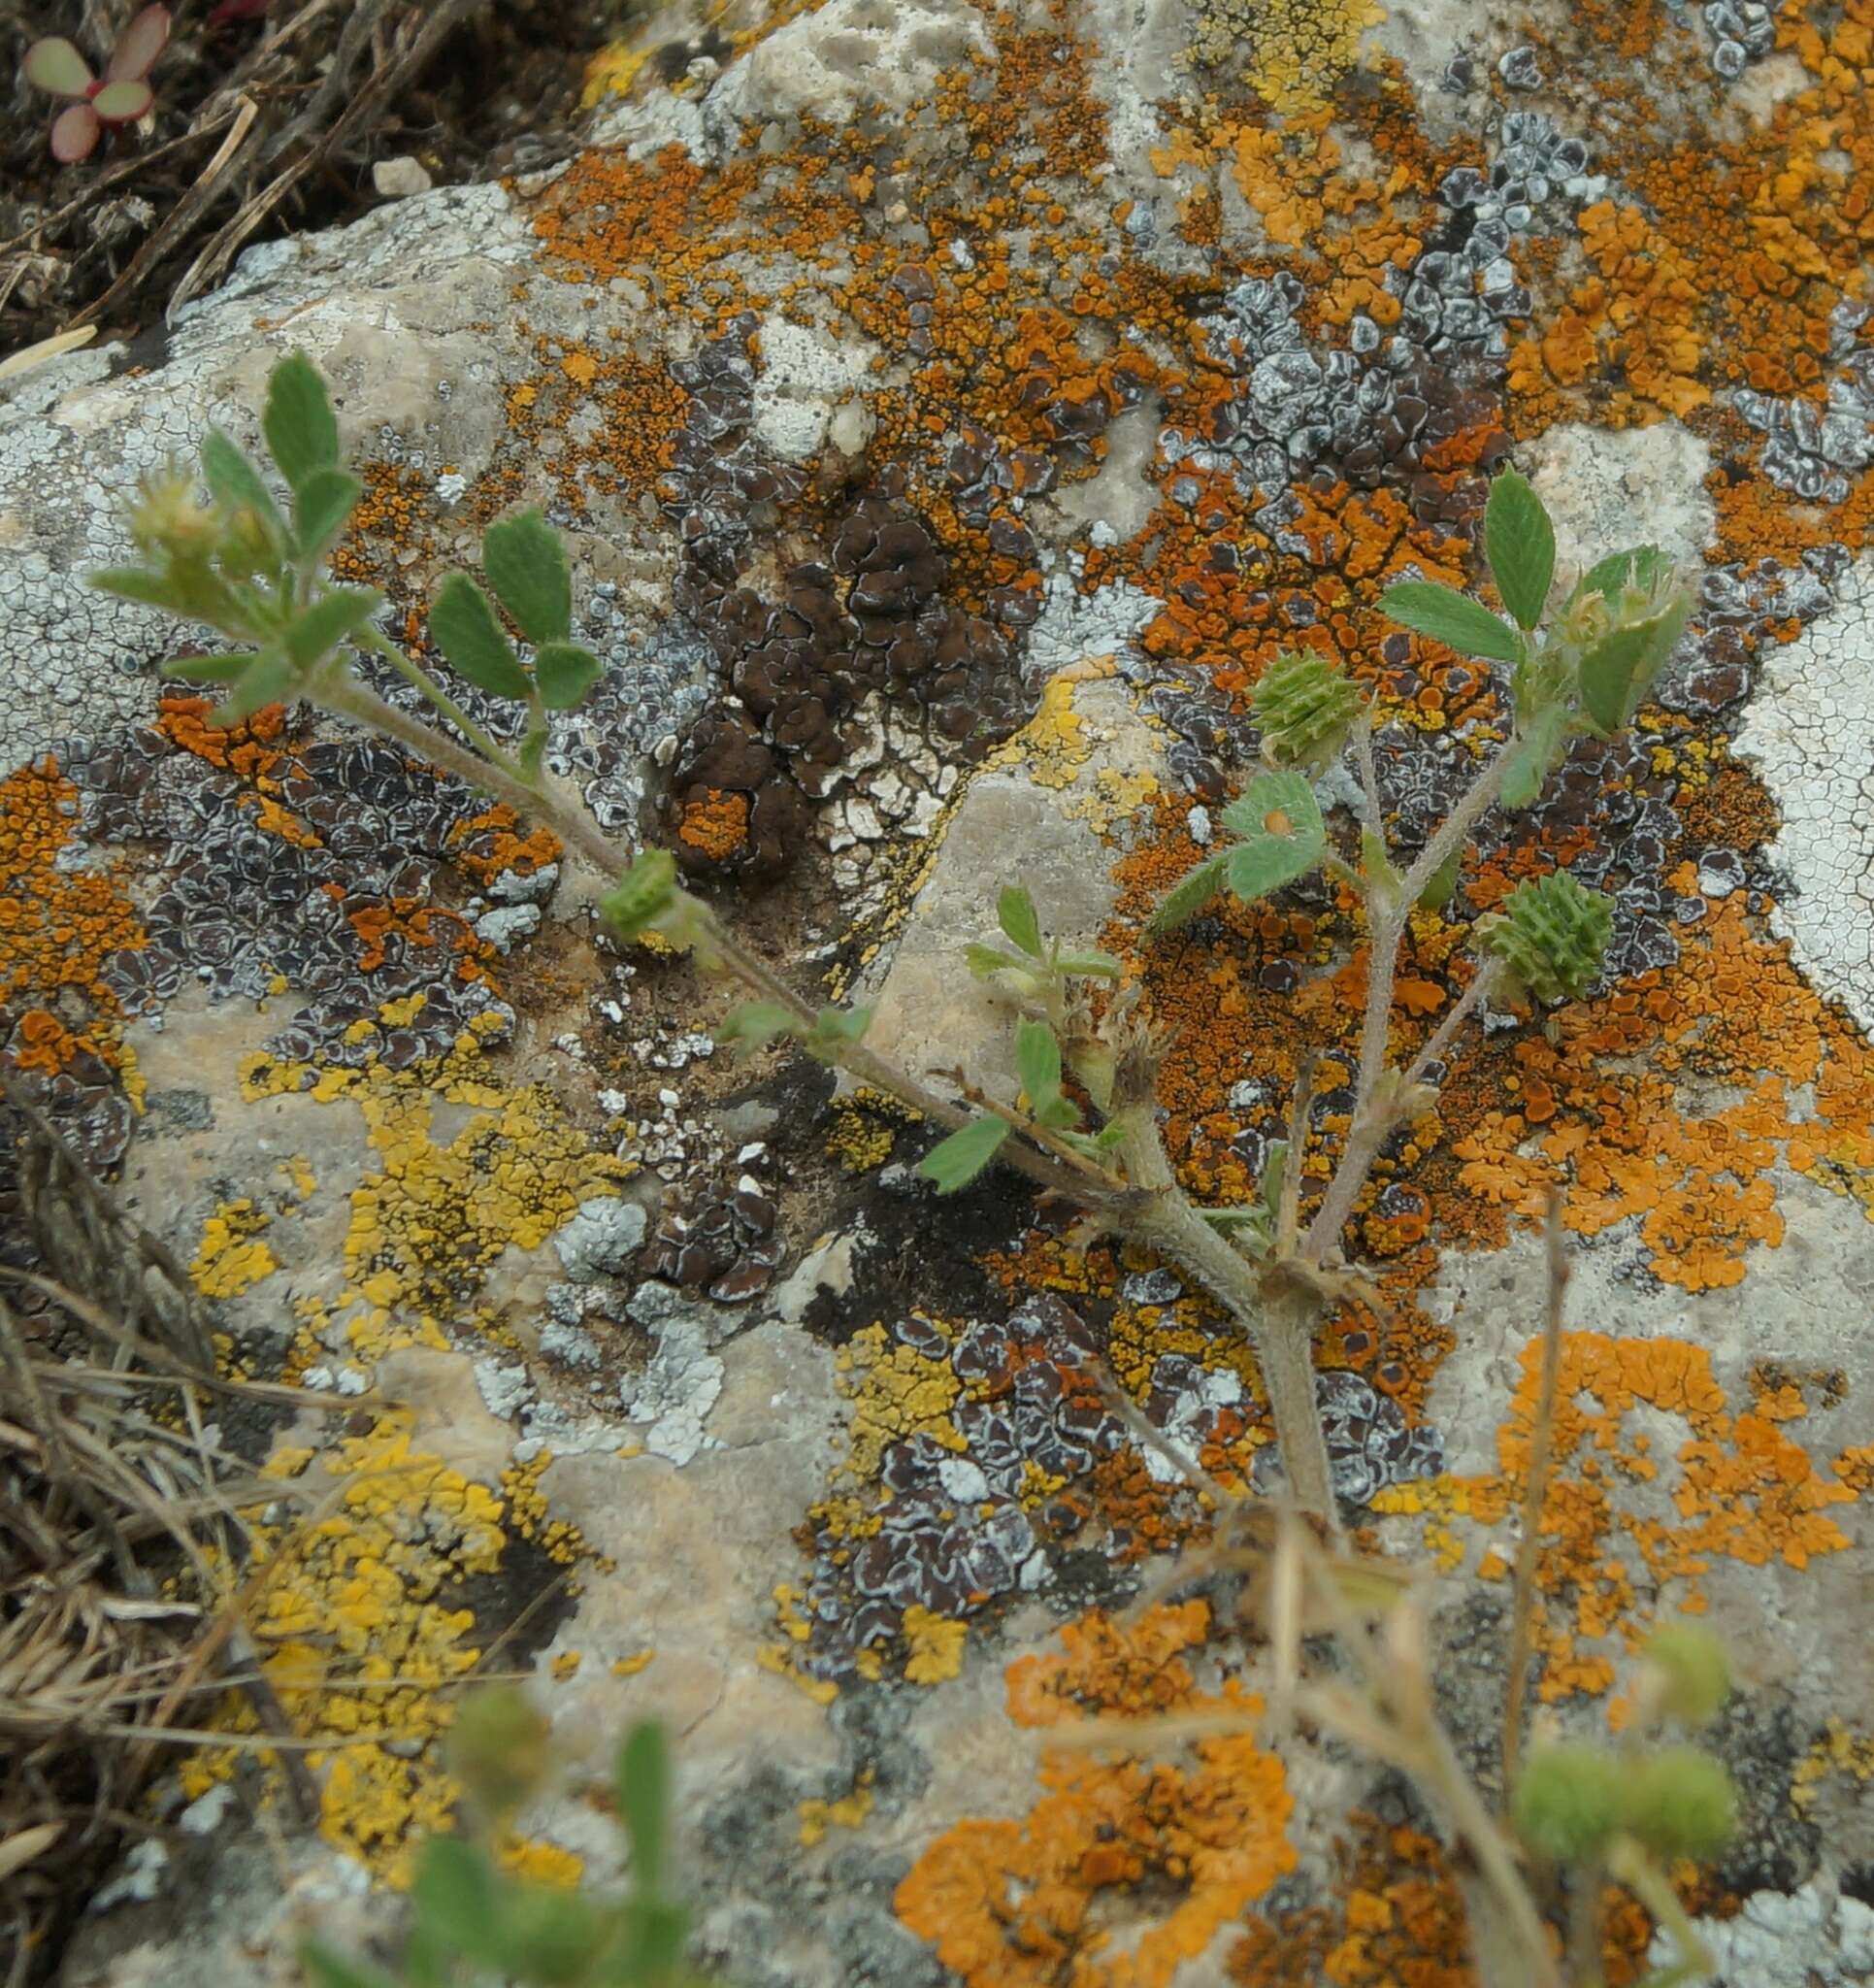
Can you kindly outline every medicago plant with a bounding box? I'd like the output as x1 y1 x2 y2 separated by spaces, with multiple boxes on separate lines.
91 352 1710 1984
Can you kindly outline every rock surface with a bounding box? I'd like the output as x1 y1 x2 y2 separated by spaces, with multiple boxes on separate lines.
9 0 1874 1983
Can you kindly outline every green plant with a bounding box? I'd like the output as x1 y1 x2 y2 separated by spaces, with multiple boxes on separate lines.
1513 1625 1737 1988
91 354 1694 1533
93 356 1707 1988
301 1688 708 1988
24 4 171 163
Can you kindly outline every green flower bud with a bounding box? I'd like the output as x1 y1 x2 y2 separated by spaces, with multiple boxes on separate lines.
1252 649 1364 771
1476 870 1614 1005
599 847 679 944
1639 1624 1731 1728
444 1683 551 1822
1621 1746 1737 1861
1512 1742 1626 1862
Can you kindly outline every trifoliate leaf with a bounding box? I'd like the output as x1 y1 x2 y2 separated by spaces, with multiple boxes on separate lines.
1378 580 1523 664
719 1002 800 1054
299 1941 401 1988
1499 704 1572 811
807 1005 871 1045
411 1837 502 1956
428 573 530 701
998 884 1044 959
1219 770 1325 904
482 508 572 646
615 1721 671 1891
964 943 1035 984
210 649 298 726
263 350 341 492
1015 1017 1063 1109
292 468 362 567
89 567 180 612
1483 468 1556 631
1143 851 1231 939
533 640 604 711
200 427 284 542
282 586 380 669
598 847 679 943
920 1113 1010 1193
1576 545 1670 604
163 651 260 684
1577 589 1691 735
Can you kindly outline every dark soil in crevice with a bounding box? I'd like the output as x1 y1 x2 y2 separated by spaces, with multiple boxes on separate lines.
2 0 629 353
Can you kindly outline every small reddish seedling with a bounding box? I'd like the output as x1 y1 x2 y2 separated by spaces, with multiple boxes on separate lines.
23 5 171 164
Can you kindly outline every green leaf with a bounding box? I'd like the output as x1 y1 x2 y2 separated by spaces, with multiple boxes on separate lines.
200 426 285 541
616 1722 671 1893
283 586 381 669
293 468 362 567
719 1002 800 1054
598 848 679 944
163 650 262 684
1483 469 1556 631
1416 845 1464 911
1577 546 1670 603
1054 948 1122 980
964 943 1033 983
412 1836 503 1956
1577 593 1692 736
520 727 547 781
1219 771 1325 904
1260 1139 1288 1213
807 1005 872 1046
1069 1038 1115 1113
614 1898 691 1982
1034 1094 1081 1130
534 640 604 712
483 508 572 646
1143 851 1231 939
492 1883 611 1986
90 566 179 613
212 650 298 726
1499 706 1572 811
1014 1017 1062 1108
1377 580 1522 664
920 1114 1011 1193
263 351 341 492
429 573 531 700
997 885 1044 959
298 1938 402 1988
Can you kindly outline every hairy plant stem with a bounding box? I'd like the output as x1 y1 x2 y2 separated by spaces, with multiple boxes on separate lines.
1304 744 1511 1258
333 653 1343 1517
1112 1110 1341 1533
324 676 1111 1210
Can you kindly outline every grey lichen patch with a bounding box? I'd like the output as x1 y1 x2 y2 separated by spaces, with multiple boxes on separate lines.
1732 553 1874 1033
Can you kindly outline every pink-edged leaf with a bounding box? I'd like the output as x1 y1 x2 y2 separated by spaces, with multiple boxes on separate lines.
50 103 101 161
107 5 171 82
91 79 153 124
25 36 94 97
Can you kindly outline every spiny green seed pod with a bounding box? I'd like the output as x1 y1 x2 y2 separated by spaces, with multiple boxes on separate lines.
599 847 679 944
1252 650 1364 771
1476 870 1614 1005
1640 1623 1732 1728
1512 1742 1626 1863
444 1683 551 1821
1621 1746 1738 1861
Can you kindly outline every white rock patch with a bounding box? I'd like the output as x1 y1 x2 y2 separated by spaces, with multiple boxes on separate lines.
1732 554 1874 1032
